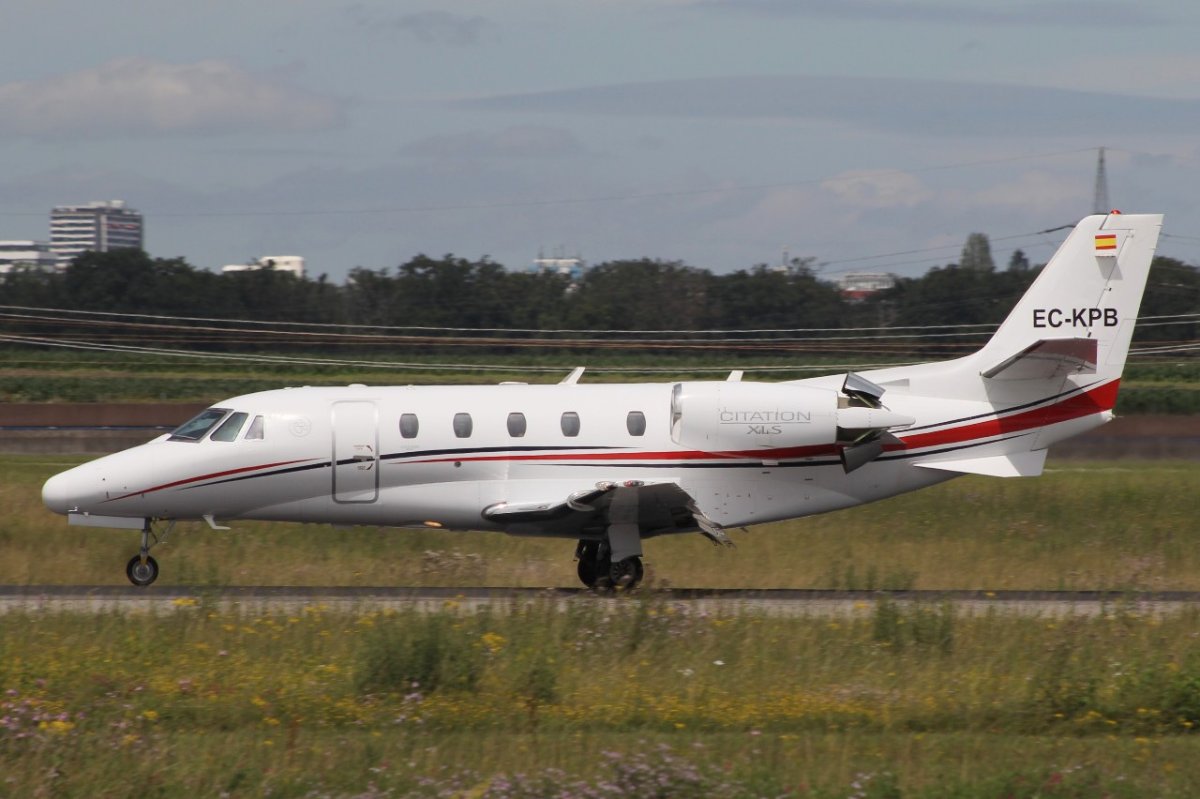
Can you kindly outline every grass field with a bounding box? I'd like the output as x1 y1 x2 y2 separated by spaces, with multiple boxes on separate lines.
4 601 1200 797
7 456 1200 796
3 346 1199 413
3 456 1198 590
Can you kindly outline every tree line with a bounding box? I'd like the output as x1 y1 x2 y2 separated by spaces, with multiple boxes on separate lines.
1 242 1196 350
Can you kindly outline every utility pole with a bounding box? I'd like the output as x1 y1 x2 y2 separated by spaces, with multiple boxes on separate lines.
1093 147 1110 214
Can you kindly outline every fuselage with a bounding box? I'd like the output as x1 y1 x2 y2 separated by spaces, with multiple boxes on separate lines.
41 375 1116 537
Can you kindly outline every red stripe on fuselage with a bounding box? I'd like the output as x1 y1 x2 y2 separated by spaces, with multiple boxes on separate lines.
889 380 1117 452
403 443 835 467
102 458 318 503
402 380 1119 467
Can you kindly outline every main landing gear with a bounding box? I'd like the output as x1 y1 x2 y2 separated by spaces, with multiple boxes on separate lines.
126 519 175 587
574 540 644 591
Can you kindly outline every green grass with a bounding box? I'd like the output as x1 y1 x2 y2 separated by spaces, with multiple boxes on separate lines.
3 456 1199 590
3 347 1199 411
4 603 1200 797
8 452 1200 796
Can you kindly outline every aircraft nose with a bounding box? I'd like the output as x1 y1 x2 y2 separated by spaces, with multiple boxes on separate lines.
42 470 79 515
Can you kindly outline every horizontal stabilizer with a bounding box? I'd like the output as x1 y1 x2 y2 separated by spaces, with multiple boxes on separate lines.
913 449 1047 478
982 338 1097 381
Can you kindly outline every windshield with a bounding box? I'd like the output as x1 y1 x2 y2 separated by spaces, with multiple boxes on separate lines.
168 408 230 442
210 411 249 442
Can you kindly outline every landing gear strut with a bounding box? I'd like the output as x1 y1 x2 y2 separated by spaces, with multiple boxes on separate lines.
125 519 174 587
574 540 643 591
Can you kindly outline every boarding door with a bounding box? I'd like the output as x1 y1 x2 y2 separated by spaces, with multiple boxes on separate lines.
332 401 379 503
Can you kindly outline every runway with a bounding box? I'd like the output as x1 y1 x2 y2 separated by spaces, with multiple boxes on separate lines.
2 585 1198 617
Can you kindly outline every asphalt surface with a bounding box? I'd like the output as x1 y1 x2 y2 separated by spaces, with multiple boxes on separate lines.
2 585 1197 617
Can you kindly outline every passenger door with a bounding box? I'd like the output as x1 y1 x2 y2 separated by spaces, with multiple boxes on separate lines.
331 401 379 503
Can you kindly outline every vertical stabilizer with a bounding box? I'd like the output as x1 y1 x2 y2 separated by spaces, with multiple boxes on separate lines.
972 212 1162 385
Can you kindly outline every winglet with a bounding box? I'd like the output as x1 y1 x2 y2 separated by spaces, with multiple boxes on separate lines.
560 367 585 385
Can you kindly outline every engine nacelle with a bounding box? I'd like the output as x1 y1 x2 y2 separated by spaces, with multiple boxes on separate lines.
670 382 839 454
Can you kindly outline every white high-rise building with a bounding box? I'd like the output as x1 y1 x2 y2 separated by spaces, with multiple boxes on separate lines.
221 255 306 278
50 200 144 268
0 241 56 275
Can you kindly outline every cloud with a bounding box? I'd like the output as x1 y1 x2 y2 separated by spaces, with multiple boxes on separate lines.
459 75 1200 137
0 58 345 139
349 8 497 46
822 170 931 208
398 126 586 159
954 170 1086 215
1020 53 1200 99
690 0 1165 26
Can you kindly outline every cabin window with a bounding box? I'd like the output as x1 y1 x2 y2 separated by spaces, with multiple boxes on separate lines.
168 408 229 442
244 415 265 440
453 412 473 438
626 411 647 436
507 412 527 437
560 411 581 437
399 413 419 439
210 411 249 442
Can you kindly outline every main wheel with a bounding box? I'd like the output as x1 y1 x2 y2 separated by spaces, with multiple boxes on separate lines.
126 555 159 587
609 556 644 590
576 541 602 588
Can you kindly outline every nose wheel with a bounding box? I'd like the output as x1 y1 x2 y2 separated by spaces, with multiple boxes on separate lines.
125 519 174 587
126 555 159 587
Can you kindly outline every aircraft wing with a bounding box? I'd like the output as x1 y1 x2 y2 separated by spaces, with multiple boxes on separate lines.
482 481 731 544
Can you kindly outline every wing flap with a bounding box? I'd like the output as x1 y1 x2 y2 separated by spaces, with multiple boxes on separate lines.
484 481 713 539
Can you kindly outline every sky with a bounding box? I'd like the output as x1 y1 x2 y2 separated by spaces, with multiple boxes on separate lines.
2 0 1199 283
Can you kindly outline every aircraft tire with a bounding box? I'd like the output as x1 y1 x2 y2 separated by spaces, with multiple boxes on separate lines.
609 556 644 590
126 555 159 587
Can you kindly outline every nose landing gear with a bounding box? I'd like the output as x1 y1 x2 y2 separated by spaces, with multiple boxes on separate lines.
126 554 159 587
125 519 175 587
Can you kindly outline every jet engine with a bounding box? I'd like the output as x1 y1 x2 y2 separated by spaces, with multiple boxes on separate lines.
670 381 839 453
670 375 915 470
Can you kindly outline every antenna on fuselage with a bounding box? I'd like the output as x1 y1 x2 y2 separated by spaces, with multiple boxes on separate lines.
560 366 585 385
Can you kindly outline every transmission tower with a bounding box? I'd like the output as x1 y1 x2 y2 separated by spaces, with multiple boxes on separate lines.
1093 146 1110 214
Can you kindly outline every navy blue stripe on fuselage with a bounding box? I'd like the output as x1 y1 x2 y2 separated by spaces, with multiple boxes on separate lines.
178 446 627 491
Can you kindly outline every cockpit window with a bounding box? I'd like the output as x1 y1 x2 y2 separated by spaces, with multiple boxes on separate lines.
169 408 230 442
244 415 265 440
210 412 249 442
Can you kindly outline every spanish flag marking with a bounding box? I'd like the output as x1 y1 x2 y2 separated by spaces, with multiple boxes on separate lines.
1095 233 1118 251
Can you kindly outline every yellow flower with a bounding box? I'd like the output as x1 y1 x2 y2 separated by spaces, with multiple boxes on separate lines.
480 632 507 654
141 709 159 722
49 720 74 734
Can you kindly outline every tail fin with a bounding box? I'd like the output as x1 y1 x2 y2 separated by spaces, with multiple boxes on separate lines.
797 213 1162 477
972 212 1162 386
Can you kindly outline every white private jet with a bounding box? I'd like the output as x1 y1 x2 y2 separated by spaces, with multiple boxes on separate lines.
43 213 1162 589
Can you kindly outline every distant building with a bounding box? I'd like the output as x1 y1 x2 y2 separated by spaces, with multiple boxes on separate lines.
221 255 305 278
836 272 895 302
0 240 57 275
50 200 143 268
531 251 586 281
